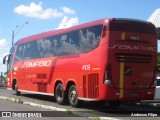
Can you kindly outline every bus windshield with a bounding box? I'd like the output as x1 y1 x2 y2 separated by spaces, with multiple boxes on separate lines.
3 46 15 74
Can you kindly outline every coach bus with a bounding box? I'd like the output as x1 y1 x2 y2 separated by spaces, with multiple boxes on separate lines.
3 18 157 107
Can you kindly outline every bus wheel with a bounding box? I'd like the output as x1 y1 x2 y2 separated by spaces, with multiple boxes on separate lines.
68 85 80 107
55 83 65 105
15 82 21 96
108 101 121 107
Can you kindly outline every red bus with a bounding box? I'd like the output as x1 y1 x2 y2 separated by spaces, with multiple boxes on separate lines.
3 18 157 107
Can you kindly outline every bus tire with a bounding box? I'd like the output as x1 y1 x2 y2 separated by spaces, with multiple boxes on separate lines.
15 82 21 96
55 83 65 105
68 85 80 108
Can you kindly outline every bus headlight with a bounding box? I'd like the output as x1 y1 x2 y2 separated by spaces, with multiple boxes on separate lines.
7 77 10 86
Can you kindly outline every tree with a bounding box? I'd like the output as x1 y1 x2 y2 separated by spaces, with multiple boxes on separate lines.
157 53 160 73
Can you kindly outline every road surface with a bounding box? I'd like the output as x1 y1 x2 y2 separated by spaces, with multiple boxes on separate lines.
0 87 160 120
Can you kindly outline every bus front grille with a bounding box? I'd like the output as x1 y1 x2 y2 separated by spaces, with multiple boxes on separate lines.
115 53 152 63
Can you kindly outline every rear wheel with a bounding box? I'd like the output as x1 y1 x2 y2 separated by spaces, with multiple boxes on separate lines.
68 85 80 107
55 83 65 105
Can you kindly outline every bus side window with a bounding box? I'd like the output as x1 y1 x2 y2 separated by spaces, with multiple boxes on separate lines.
79 29 96 52
24 41 39 59
43 38 53 57
86 29 96 47
58 32 81 55
31 41 39 58
78 29 86 52
51 39 58 55
48 36 59 56
79 25 102 53
67 31 81 54
37 39 44 58
24 43 32 59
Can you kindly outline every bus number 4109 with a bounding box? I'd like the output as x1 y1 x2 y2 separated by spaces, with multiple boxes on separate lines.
82 64 91 70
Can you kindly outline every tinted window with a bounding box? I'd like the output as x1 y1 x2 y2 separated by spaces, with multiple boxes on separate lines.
24 41 39 59
109 20 156 35
78 25 102 53
37 24 103 58
15 24 103 60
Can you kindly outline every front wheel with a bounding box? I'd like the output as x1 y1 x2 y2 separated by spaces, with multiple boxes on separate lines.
68 85 80 107
14 82 21 96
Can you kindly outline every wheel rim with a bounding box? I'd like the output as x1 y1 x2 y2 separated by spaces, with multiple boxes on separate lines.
69 89 77 103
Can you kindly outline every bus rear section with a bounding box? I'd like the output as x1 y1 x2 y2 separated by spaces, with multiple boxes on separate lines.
102 19 157 101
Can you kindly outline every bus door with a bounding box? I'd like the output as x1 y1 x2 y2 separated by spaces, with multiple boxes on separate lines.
22 41 40 91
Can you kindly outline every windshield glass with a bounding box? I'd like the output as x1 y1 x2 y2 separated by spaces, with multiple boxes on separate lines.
6 54 13 74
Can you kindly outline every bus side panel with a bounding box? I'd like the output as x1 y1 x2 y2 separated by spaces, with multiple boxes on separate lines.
77 48 101 99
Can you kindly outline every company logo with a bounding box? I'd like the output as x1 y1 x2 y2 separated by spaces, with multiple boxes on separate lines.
22 60 51 68
109 45 157 51
2 112 11 117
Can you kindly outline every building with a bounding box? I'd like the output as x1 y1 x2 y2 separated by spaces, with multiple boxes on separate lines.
148 8 160 39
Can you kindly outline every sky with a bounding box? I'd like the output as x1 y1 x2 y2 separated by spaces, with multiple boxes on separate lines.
0 0 160 72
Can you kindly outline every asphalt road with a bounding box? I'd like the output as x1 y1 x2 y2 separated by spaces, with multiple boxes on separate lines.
0 87 160 120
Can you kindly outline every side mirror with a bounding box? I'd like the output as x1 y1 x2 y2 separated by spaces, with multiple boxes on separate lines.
3 53 11 64
3 56 7 64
